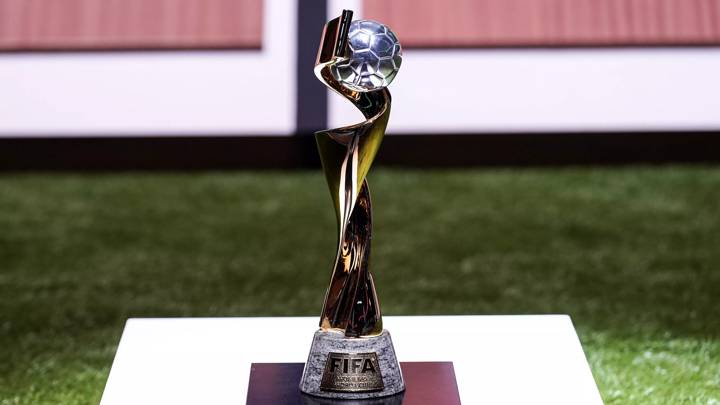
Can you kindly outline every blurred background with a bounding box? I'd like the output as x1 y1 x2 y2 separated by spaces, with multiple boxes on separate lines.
1 1 719 404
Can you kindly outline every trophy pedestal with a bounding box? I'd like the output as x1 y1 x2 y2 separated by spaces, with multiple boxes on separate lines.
299 329 405 399
100 316 604 404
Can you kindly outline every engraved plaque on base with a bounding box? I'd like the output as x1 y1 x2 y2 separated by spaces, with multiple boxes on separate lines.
320 353 384 392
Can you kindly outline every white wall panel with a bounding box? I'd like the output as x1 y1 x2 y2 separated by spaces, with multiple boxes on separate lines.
0 0 296 137
330 47 720 134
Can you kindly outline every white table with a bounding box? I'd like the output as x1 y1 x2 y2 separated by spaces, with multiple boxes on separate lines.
100 315 603 405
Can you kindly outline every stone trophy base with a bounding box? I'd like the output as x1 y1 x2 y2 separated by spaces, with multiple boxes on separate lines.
299 329 405 399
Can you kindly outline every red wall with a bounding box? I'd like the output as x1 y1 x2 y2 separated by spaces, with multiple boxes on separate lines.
0 0 262 51
365 0 720 47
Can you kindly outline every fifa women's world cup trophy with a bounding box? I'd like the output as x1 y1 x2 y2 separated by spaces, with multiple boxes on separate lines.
299 10 404 400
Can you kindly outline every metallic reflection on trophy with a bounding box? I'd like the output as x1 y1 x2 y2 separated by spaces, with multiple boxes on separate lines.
299 10 405 400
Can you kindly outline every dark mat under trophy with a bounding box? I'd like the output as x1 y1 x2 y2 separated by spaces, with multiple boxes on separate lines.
247 362 461 405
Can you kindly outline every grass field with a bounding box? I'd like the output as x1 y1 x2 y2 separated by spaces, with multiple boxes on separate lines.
1 166 719 404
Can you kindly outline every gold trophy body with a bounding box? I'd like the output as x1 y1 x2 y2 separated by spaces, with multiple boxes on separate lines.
299 10 405 399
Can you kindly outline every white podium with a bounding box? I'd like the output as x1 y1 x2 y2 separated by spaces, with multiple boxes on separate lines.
100 315 603 405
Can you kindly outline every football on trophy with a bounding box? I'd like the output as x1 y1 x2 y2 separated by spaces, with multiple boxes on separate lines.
331 19 403 92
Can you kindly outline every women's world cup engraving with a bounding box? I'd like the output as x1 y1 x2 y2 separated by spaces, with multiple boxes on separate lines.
299 10 405 400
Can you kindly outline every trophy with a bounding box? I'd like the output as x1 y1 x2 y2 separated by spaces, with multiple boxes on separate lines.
299 10 404 400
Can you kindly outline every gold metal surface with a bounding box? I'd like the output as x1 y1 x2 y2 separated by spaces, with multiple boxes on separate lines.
314 10 391 338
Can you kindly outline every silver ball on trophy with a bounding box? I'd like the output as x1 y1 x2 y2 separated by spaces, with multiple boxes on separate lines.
331 19 402 92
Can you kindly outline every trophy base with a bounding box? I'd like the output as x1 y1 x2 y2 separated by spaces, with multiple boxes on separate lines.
299 329 405 399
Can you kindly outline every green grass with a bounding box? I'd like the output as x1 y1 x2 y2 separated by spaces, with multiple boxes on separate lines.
1 166 719 404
